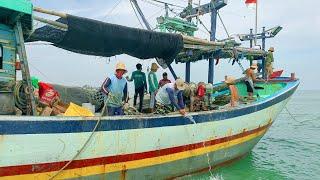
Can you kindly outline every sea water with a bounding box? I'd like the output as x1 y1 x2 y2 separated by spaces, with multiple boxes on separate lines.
180 90 320 180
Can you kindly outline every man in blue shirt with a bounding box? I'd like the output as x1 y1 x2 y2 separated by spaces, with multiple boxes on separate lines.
155 78 186 116
101 62 128 116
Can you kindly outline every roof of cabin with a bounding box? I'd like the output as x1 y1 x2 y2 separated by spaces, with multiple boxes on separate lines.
0 0 32 31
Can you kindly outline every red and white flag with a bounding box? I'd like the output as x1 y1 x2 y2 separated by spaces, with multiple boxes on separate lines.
245 0 257 9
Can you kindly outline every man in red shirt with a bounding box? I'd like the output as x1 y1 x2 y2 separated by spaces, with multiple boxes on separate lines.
158 72 171 87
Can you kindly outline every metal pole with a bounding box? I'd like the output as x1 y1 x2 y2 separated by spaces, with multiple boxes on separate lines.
261 26 266 79
185 62 191 82
165 3 169 17
249 28 253 66
208 7 217 84
185 0 193 83
254 0 258 45
262 26 266 50
131 0 151 30
250 28 253 48
168 64 178 80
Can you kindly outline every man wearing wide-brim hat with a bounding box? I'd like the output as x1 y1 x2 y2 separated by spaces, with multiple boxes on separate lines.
155 78 187 116
148 63 159 110
266 47 275 77
101 62 128 116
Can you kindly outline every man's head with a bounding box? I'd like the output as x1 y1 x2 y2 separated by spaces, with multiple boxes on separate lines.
136 63 142 70
225 76 236 85
174 78 186 91
268 47 275 52
162 72 168 79
151 63 159 72
250 63 258 70
115 62 127 78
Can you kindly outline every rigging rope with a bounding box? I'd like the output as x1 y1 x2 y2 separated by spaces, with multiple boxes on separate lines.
104 0 123 20
217 11 230 38
198 18 210 35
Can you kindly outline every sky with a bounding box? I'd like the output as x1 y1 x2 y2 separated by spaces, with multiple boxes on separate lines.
27 0 320 90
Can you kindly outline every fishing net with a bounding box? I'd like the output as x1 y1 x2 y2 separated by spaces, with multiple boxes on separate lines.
27 15 184 66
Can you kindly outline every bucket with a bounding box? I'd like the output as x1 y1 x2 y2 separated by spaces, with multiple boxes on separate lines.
0 92 15 115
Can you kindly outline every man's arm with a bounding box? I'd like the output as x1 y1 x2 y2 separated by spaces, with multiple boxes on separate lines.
166 88 181 110
123 83 128 102
127 72 134 82
101 77 111 95
177 91 185 109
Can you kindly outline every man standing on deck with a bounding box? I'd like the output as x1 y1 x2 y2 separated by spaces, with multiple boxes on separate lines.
101 62 128 116
127 63 147 112
148 63 159 110
244 63 265 100
158 72 171 87
155 78 187 116
265 47 275 77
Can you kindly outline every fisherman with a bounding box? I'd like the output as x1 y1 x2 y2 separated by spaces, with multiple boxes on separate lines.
158 72 171 87
244 63 265 100
101 62 128 116
155 78 187 116
148 63 159 110
265 47 275 77
127 63 147 112
225 76 239 107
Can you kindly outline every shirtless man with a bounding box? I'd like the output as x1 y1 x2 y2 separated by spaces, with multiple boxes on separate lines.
244 63 265 100
225 76 239 107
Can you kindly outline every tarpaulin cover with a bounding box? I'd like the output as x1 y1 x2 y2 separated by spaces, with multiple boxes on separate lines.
27 15 183 64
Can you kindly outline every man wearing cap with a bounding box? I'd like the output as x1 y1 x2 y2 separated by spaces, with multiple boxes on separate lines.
101 62 128 116
148 63 159 110
265 47 275 77
127 63 147 112
244 63 264 100
155 78 187 116
158 72 171 87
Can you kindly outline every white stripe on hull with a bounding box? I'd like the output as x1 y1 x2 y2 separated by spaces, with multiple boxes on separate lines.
0 97 290 167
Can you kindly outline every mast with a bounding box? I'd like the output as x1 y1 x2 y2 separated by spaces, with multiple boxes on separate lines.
208 2 218 84
254 0 258 45
185 0 192 83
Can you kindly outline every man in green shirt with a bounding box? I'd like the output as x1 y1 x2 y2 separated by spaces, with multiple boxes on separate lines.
265 47 274 77
148 63 159 110
127 63 147 112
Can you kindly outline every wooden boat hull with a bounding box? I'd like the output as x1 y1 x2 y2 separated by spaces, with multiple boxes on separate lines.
0 79 299 179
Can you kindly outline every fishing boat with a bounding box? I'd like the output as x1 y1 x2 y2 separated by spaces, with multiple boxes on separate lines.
0 0 299 179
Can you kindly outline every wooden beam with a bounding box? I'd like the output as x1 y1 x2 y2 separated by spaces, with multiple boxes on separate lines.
33 16 68 31
33 6 67 18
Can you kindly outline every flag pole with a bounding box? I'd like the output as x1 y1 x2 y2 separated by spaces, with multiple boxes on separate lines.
254 0 258 45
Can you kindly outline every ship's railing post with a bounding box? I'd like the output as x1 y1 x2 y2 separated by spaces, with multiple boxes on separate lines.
185 62 191 83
